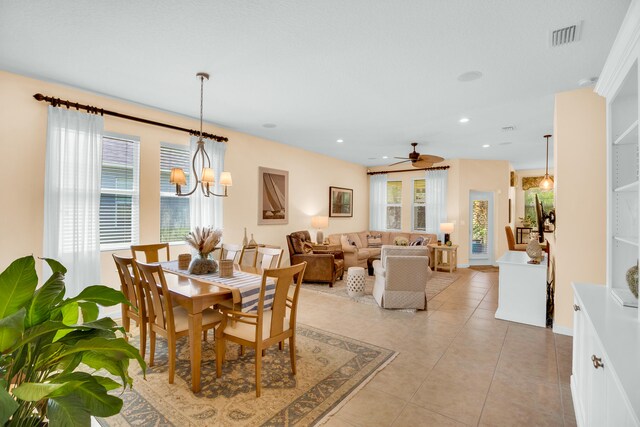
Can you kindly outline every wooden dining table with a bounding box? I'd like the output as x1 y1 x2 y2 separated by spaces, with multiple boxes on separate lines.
161 264 262 393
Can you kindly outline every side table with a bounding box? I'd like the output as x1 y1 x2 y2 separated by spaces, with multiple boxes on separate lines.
427 244 458 273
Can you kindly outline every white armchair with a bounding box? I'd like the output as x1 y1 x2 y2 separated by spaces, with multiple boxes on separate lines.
372 245 431 309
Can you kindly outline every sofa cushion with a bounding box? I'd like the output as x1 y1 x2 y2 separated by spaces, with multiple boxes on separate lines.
356 248 371 260
328 234 341 245
367 247 382 257
347 233 363 248
358 231 369 248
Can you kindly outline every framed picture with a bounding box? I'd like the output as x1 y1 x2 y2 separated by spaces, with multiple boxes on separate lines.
329 186 353 217
258 167 288 225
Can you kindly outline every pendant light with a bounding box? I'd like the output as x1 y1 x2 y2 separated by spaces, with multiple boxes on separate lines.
169 72 232 197
539 134 554 190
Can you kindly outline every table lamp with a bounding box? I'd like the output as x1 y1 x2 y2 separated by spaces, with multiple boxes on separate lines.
311 216 329 244
440 222 454 244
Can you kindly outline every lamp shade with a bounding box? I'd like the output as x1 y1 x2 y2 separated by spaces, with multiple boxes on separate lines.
201 168 215 184
219 171 233 186
440 222 454 234
311 215 329 229
539 174 554 190
170 168 187 186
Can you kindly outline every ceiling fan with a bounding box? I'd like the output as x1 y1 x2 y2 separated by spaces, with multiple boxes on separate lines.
389 142 444 168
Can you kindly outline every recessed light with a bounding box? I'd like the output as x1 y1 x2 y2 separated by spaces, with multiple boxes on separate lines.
482 144 490 148
578 77 598 87
382 156 389 159
459 117 470 123
262 123 277 128
457 71 483 82
336 139 344 143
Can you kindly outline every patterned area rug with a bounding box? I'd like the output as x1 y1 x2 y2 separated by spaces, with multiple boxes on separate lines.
302 271 459 306
98 325 396 427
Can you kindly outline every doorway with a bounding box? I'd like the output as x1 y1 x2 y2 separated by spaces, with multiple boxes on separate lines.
469 191 494 265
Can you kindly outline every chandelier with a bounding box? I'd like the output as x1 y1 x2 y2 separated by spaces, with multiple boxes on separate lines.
169 72 232 197
539 134 554 190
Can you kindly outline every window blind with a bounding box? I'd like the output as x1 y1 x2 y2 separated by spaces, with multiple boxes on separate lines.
160 142 191 242
100 135 140 249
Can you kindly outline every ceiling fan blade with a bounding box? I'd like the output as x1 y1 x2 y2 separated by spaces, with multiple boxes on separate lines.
412 160 434 168
417 154 445 164
389 160 410 166
394 156 410 160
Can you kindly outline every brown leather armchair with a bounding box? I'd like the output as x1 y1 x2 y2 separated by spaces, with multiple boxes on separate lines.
286 231 344 287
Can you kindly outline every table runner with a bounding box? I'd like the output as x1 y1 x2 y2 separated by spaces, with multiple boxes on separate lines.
161 261 275 312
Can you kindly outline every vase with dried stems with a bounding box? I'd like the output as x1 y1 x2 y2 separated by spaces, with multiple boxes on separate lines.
186 226 222 274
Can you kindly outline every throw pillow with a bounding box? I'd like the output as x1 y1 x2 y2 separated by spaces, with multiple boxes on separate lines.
394 236 409 246
340 234 350 248
367 233 383 248
302 241 314 254
290 236 306 254
410 236 424 246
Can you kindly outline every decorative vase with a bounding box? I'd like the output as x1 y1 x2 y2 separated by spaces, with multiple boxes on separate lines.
243 227 248 246
249 233 257 247
627 263 639 298
188 254 218 275
526 231 543 263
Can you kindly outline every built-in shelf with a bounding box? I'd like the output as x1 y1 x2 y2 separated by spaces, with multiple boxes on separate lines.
614 235 639 246
614 119 639 145
614 180 640 192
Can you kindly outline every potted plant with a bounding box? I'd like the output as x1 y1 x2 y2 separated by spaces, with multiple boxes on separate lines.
0 255 146 426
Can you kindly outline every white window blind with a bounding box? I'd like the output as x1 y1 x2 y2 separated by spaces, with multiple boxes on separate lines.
160 142 191 242
412 178 426 231
99 134 140 249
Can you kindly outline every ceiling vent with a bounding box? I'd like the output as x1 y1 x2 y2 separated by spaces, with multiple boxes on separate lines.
551 22 582 47
501 125 516 132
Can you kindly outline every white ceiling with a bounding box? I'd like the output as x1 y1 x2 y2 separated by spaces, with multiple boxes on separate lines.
0 1 630 169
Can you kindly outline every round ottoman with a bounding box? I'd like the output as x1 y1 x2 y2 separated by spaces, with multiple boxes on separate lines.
346 267 366 297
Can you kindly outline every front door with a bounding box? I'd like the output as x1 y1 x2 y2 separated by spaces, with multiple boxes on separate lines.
469 191 494 265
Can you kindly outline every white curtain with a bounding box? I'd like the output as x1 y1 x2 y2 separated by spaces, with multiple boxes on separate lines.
189 136 226 229
43 107 103 297
426 169 448 239
369 174 387 230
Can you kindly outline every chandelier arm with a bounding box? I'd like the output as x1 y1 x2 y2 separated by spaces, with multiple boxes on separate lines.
176 144 204 197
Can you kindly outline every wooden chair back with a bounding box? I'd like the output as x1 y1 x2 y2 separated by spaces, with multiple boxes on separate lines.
257 262 306 341
112 254 144 315
131 243 171 263
220 243 245 264
254 247 284 270
505 225 517 250
135 261 175 335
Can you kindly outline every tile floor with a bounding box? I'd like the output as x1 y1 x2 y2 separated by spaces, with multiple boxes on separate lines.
297 268 575 427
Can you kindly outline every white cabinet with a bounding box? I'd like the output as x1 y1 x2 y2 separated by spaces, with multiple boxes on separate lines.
572 284 639 426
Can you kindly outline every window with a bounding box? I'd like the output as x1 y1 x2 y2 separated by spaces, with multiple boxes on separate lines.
412 178 426 231
160 143 191 242
100 134 140 249
386 181 402 230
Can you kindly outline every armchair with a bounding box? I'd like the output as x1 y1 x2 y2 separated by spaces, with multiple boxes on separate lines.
286 231 344 286
372 245 431 309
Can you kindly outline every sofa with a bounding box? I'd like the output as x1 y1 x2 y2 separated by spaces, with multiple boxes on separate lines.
327 231 437 270
286 230 344 286
372 245 432 309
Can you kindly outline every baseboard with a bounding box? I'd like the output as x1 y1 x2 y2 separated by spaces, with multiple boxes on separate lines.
457 263 470 268
553 324 573 336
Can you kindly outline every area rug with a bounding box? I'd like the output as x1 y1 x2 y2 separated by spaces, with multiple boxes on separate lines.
98 325 396 427
469 265 500 273
302 271 459 306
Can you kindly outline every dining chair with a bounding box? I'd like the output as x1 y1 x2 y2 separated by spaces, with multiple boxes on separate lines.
216 262 307 397
219 243 246 264
112 254 147 359
135 260 222 383
131 243 171 263
505 225 527 251
253 246 284 270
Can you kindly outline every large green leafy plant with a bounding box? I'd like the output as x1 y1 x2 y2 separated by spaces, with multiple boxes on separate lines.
0 255 146 426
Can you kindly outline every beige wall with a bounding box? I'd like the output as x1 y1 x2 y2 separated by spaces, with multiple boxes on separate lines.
553 87 607 332
368 158 510 266
0 71 368 288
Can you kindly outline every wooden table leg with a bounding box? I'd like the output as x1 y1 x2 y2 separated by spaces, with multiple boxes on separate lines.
188 312 203 393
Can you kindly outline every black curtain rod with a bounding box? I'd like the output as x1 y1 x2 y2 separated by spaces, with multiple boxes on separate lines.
367 165 450 175
33 93 228 143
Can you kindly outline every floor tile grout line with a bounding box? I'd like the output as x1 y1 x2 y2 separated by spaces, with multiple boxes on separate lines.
475 322 510 427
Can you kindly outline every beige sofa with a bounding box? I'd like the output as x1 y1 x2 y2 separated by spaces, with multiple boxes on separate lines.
327 231 437 270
